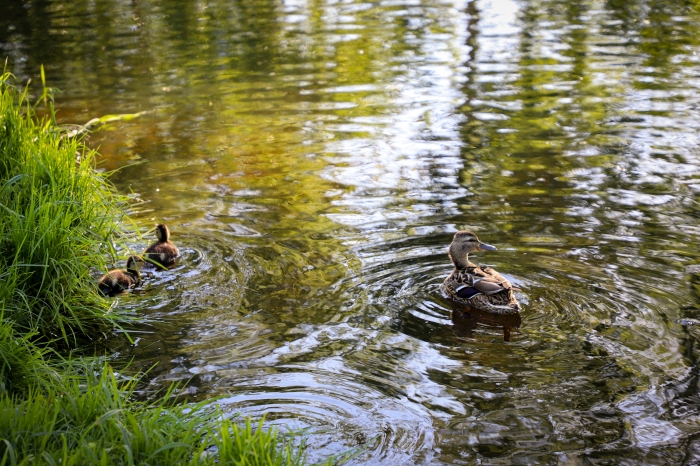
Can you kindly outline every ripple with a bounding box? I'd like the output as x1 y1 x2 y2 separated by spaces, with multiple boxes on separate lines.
23 0 700 461
140 232 248 312
111 231 251 374
216 370 434 465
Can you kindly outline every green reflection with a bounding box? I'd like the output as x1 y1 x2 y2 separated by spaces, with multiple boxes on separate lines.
6 0 700 463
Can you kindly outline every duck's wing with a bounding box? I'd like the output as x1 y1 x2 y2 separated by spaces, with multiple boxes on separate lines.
444 269 477 299
477 266 514 292
446 266 513 298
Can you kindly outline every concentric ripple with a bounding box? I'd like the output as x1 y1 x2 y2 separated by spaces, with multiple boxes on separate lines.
216 367 435 465
14 0 700 462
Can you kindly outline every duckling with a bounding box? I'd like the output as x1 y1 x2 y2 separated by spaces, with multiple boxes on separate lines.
98 255 144 296
442 231 521 314
143 223 179 268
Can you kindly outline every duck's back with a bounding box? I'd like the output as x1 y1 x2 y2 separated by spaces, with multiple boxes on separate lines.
478 265 514 290
98 270 138 295
443 265 520 313
144 241 179 267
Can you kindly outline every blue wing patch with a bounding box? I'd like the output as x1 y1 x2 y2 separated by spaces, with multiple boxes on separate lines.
455 286 481 299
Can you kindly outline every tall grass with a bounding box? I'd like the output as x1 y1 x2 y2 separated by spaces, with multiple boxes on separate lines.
0 71 313 466
0 70 128 345
0 319 58 394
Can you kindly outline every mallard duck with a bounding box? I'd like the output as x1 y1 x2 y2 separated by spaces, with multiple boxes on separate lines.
98 255 144 296
143 224 179 268
442 231 521 314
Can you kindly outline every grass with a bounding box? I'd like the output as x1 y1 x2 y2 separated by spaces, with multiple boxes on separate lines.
0 69 312 466
0 362 304 466
0 70 128 346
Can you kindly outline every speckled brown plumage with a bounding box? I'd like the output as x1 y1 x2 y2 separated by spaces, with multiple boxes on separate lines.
442 231 521 314
98 255 144 296
143 224 179 268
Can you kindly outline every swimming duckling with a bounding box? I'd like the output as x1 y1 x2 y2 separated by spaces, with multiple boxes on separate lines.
442 231 521 314
98 255 144 296
143 223 179 268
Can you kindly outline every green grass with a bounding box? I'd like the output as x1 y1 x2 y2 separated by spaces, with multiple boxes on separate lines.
0 71 129 346
0 318 58 394
0 70 313 466
0 362 304 466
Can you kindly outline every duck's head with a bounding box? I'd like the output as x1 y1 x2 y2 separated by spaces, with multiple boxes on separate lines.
126 255 145 274
448 230 496 265
155 224 171 242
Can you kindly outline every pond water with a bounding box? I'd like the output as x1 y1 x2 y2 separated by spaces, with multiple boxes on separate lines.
5 0 700 463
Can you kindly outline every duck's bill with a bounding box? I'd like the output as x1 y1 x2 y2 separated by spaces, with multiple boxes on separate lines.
478 242 497 251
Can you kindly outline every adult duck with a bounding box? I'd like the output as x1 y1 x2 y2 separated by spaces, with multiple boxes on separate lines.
143 223 179 268
98 255 144 296
442 231 521 314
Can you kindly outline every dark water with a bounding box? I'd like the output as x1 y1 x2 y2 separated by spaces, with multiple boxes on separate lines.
5 0 700 463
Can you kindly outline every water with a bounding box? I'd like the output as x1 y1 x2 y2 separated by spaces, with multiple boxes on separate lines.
4 0 700 463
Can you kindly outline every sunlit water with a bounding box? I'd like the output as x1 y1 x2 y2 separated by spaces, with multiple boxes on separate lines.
4 0 700 463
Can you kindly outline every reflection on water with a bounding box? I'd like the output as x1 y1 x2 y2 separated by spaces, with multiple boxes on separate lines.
451 305 522 342
5 0 700 463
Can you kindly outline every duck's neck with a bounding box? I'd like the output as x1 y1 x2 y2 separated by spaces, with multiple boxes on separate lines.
454 256 476 269
449 250 477 269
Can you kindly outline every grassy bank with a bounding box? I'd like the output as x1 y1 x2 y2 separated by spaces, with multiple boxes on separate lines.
0 71 307 465
0 363 303 465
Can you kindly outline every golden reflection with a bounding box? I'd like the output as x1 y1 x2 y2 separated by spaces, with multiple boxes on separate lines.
8 0 700 462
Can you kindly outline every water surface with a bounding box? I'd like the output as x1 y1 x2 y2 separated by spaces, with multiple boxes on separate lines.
4 0 700 463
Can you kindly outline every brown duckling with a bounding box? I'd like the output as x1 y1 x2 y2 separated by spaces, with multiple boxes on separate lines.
442 231 521 314
98 255 144 296
143 223 179 268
